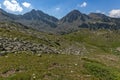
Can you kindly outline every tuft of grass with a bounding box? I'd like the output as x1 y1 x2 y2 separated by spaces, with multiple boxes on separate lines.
1 73 31 80
83 59 120 80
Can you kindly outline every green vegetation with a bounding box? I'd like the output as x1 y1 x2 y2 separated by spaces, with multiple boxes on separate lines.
83 58 120 80
64 29 120 54
0 22 120 79
0 53 120 80
0 22 61 47
0 53 82 80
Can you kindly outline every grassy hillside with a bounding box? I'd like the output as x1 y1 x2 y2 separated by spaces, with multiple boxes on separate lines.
0 22 120 79
64 29 120 55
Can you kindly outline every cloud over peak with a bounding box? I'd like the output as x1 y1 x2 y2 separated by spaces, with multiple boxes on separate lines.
2 0 32 12
22 2 31 8
0 3 1 8
3 0 23 12
109 9 120 18
80 2 87 7
55 7 60 11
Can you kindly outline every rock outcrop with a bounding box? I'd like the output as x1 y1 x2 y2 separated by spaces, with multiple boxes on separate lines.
0 37 58 55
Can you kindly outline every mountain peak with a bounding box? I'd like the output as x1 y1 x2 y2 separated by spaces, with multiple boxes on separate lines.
23 9 48 20
60 9 89 23
67 10 82 17
30 9 37 13
30 9 43 14
23 9 58 21
70 10 81 14
31 9 36 12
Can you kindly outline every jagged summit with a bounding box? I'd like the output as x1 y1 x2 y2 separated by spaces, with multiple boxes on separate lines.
23 9 58 22
60 9 89 23
69 10 82 15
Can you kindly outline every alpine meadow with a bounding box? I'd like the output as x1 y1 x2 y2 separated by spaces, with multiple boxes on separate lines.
0 0 120 80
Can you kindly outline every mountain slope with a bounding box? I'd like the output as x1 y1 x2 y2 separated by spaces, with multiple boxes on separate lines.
56 10 90 34
55 10 119 34
1 13 120 79
60 10 89 23
56 10 120 33
0 21 61 54
23 9 58 22
15 9 59 33
0 9 17 21
0 22 120 79
1 9 120 33
0 9 59 33
88 13 112 22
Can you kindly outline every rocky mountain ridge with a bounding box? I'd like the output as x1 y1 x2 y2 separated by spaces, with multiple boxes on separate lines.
0 9 120 33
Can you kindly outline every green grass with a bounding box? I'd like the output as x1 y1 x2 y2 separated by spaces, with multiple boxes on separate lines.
0 22 64 48
83 59 120 80
0 53 119 80
1 22 120 80
63 29 120 54
0 53 83 80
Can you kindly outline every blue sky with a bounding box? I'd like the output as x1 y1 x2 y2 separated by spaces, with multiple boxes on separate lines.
0 0 120 18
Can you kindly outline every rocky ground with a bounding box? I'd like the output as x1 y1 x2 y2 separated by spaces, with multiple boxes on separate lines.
0 37 59 55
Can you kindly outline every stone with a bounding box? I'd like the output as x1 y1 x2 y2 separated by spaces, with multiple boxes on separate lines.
37 54 42 57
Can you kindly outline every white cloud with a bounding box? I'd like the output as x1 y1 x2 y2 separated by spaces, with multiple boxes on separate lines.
22 2 31 8
0 3 1 8
80 2 87 7
96 10 101 13
55 7 60 11
109 9 120 18
96 10 105 14
3 0 23 12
